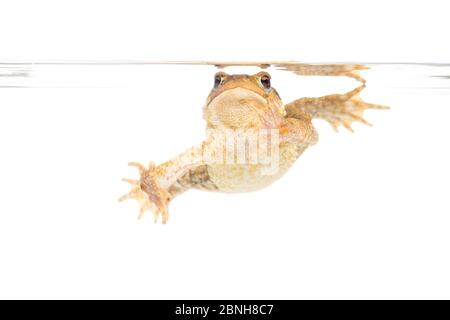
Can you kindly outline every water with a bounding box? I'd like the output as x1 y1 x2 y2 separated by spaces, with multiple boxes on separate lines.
1 62 449 297
1 61 450 91
0 61 450 238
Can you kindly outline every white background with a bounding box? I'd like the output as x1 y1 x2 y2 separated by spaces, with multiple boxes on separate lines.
0 0 449 299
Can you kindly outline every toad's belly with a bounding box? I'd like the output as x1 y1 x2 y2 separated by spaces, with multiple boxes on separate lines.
207 142 305 193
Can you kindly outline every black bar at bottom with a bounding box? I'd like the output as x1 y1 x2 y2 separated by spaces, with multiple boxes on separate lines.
0 299 443 319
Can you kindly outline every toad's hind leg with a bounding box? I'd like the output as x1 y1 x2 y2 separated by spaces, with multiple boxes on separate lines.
168 165 218 198
285 84 389 132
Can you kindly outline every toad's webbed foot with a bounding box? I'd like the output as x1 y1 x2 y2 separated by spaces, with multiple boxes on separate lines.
119 162 171 224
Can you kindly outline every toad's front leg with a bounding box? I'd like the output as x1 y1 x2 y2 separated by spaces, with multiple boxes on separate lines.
119 141 212 224
285 84 389 132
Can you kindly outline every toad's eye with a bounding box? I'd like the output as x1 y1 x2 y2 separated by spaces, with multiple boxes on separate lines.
260 74 271 90
214 74 224 88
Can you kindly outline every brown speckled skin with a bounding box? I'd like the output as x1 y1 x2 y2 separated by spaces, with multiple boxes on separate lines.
120 71 387 223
